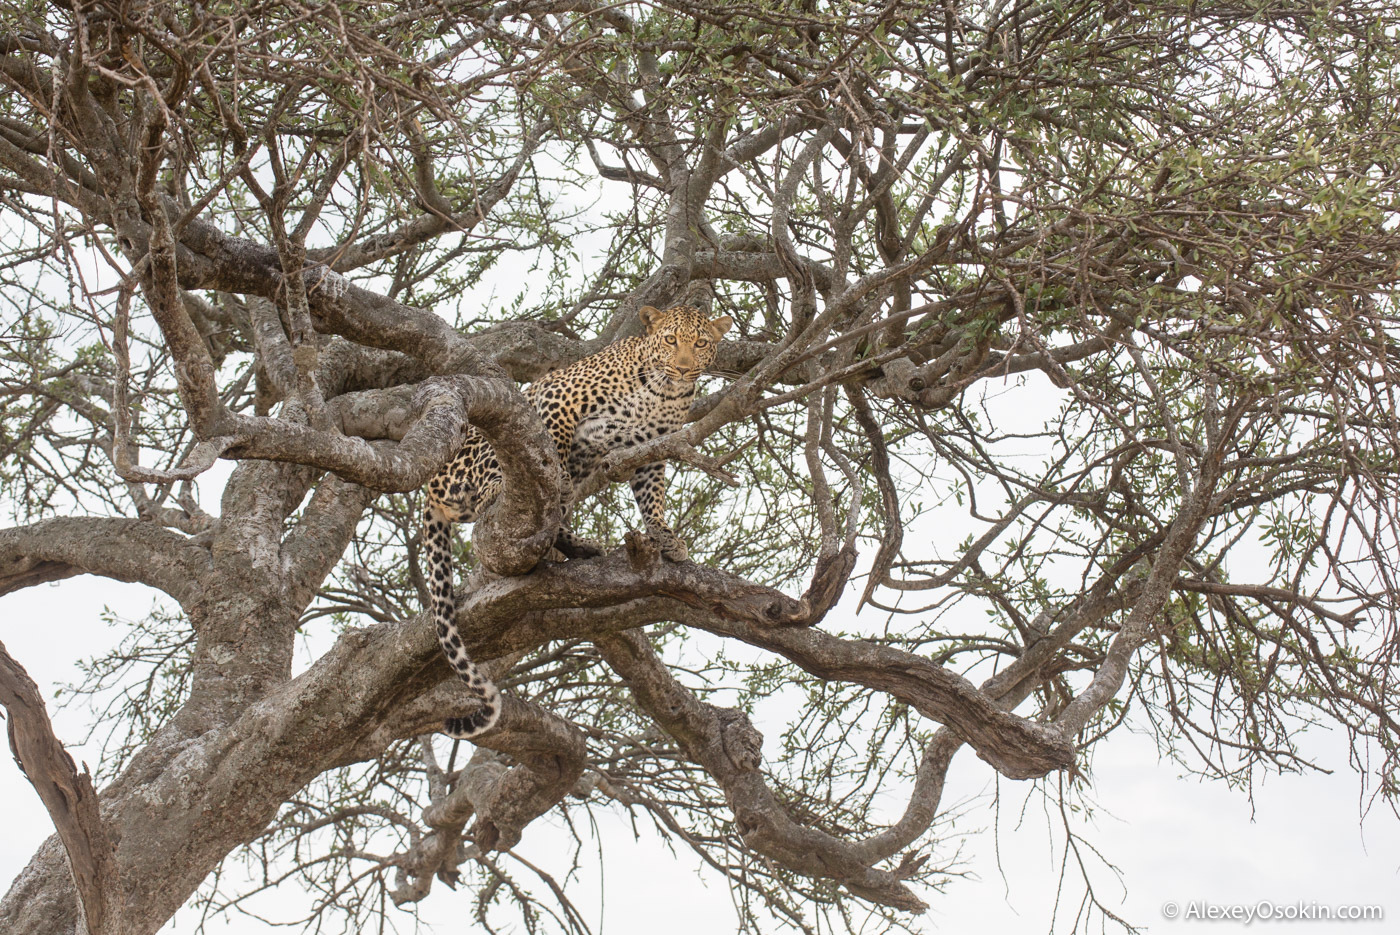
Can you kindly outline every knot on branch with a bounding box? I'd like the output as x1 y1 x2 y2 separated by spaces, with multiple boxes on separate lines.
716 707 764 772
461 699 587 852
661 575 804 627
624 528 662 570
866 336 992 409
789 545 857 627
474 504 564 578
301 264 349 301
659 545 855 629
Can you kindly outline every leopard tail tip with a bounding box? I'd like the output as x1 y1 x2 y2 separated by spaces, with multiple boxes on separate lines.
442 700 501 739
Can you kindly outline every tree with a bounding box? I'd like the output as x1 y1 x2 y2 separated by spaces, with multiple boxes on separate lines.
2 0 1398 932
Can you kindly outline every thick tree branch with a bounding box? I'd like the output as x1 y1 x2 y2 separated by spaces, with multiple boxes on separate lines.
676 606 1073 779
1054 469 1221 735
452 545 1070 777
0 518 210 605
595 630 928 912
0 641 121 935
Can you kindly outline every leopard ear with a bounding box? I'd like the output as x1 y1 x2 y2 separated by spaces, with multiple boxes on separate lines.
706 315 733 339
638 305 663 333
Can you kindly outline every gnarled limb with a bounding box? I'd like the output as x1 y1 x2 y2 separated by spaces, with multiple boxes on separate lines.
0 641 121 935
595 629 927 912
677 606 1074 779
381 692 588 905
0 518 210 604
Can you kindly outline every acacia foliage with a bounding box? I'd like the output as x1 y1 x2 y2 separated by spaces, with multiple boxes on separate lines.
1 1 1399 933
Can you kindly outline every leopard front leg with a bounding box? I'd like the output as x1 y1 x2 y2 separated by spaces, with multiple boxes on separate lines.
629 462 688 561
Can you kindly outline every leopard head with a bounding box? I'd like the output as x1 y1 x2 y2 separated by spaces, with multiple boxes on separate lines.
639 304 733 384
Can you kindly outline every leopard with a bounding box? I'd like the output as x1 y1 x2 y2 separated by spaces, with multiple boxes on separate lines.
421 304 733 739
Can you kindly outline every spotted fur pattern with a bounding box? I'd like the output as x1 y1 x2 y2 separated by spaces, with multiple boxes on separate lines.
422 305 733 738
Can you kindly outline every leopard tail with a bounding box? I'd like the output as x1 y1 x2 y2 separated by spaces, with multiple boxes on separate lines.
422 507 501 738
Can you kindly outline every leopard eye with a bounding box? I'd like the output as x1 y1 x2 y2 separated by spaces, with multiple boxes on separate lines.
664 334 677 345
695 339 709 349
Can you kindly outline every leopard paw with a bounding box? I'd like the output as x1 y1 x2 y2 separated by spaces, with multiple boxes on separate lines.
654 530 689 562
555 528 605 560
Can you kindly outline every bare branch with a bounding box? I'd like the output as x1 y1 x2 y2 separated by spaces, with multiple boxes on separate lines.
0 640 120 935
